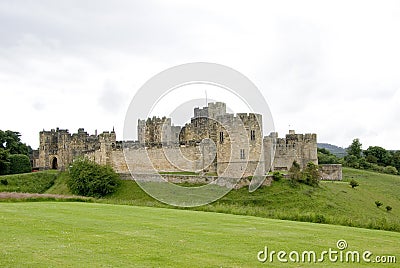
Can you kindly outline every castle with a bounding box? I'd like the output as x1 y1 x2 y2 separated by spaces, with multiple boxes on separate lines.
34 102 320 178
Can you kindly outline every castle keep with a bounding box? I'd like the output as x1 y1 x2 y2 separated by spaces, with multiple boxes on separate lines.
35 102 319 178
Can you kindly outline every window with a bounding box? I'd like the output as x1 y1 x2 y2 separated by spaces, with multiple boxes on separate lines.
240 149 245 159
219 131 224 143
250 130 256 141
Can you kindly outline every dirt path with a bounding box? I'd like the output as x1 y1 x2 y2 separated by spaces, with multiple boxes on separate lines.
0 192 90 200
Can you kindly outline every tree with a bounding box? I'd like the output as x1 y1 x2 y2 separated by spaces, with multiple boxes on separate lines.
364 146 391 166
375 201 383 208
347 138 362 159
349 179 359 188
386 206 392 212
68 158 120 197
390 151 400 172
0 130 30 156
317 148 340 164
344 155 359 168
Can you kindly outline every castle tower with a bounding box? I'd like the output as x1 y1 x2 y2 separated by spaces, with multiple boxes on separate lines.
216 113 264 177
268 130 318 171
38 128 71 170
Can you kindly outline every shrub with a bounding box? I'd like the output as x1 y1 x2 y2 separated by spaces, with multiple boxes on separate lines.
386 206 392 212
9 154 31 174
383 166 398 175
0 148 10 175
375 200 383 208
349 179 359 188
288 161 320 187
288 161 301 186
67 158 120 197
272 171 283 182
301 162 320 186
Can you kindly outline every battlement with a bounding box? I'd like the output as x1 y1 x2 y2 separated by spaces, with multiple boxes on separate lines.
36 102 318 177
193 102 226 119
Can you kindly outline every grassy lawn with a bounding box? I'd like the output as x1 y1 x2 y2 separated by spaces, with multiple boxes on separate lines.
2 168 400 232
98 168 400 231
0 202 399 267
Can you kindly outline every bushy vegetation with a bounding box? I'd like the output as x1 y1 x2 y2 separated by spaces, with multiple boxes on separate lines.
319 138 400 176
8 154 31 174
288 161 320 187
349 179 359 188
271 171 283 181
67 158 120 197
317 148 342 164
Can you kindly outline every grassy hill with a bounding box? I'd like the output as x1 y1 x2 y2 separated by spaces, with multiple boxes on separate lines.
0 202 398 267
2 168 400 231
0 171 58 193
98 168 400 231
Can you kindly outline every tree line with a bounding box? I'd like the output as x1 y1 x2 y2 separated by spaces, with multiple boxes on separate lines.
318 138 400 175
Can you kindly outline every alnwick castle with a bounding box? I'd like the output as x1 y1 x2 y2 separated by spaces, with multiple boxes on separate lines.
32 102 341 180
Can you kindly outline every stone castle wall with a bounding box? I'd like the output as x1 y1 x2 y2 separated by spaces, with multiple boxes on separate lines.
35 102 325 180
320 164 343 181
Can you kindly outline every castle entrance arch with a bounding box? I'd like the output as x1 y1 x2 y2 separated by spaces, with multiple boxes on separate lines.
51 157 58 169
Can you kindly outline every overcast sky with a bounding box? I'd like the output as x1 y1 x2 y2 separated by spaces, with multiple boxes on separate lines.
1 0 399 150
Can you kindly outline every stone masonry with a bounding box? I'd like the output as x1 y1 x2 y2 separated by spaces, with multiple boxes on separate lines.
34 102 341 180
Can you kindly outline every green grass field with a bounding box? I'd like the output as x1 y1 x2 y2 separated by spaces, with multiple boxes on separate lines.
97 168 400 231
2 167 400 232
0 202 398 267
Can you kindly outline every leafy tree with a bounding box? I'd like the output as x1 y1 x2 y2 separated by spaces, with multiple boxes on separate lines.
9 154 31 174
344 155 359 168
365 154 378 164
0 130 30 156
390 151 400 172
68 158 120 197
349 179 359 188
375 200 383 208
347 138 362 159
364 146 391 166
317 148 340 164
358 157 372 169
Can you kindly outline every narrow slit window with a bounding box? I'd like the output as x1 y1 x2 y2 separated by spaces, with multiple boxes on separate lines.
250 130 256 141
240 149 245 159
219 131 224 143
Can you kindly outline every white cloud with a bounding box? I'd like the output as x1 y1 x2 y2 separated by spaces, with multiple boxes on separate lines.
0 0 399 150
